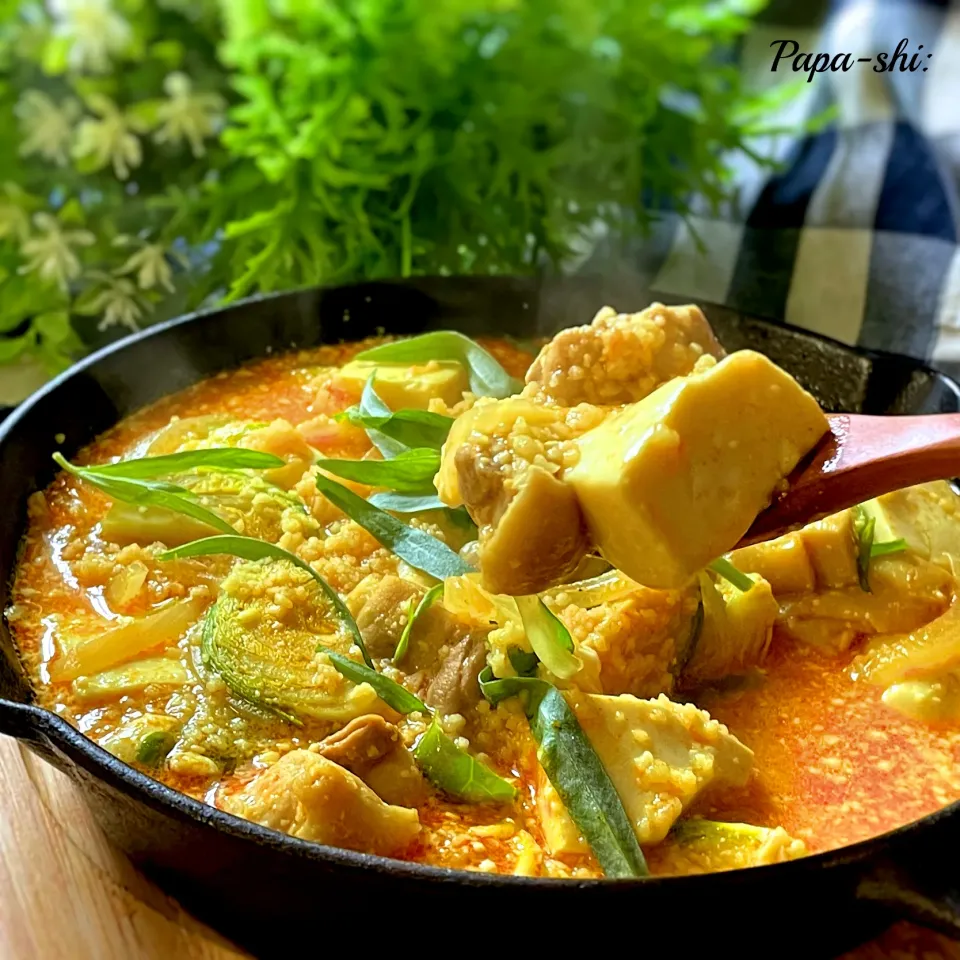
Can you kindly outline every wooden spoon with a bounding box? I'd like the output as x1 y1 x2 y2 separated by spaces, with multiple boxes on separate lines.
737 413 960 547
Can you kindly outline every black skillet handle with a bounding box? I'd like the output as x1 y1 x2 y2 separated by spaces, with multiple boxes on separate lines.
858 835 960 939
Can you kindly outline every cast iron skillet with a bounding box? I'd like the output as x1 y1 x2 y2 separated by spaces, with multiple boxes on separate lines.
2 276 960 958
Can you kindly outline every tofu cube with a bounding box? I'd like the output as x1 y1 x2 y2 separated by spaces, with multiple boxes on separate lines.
334 360 469 410
567 351 828 589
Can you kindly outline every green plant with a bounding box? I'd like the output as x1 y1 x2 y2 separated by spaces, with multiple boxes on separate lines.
0 0 779 376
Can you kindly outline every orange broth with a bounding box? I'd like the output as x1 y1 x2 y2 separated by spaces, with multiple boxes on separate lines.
10 335 960 887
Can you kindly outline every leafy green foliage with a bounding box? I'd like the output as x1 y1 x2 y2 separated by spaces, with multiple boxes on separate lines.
317 448 441 495
515 594 579 680
853 505 909 591
135 729 177 766
55 451 236 534
477 663 647 877
315 472 474 580
871 537 908 558
356 332 520 399
413 716 517 803
338 401 453 453
91 447 284 478
0 0 777 376
708 557 754 592
394 582 443 663
853 505 876 593
319 646 428 715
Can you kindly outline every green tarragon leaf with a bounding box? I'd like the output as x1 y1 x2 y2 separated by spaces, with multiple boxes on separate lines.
158 534 372 668
84 448 285 479
315 472 474 580
349 377 408 459
478 666 648 878
367 492 448 513
355 331 521 399
871 537 908 558
531 686 648 879
337 383 453 453
853 505 877 593
135 730 177 766
318 646 428 715
708 557 755 592
516 595 580 680
317 448 441 496
394 582 443 663
413 716 517 803
55 453 236 536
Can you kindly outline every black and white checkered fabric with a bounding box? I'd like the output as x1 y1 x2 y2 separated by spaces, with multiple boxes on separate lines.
593 0 960 377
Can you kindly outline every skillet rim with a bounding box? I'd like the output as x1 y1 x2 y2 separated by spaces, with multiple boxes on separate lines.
1 277 958 890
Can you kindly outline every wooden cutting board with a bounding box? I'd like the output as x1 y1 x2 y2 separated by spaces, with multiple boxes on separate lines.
1 733 958 960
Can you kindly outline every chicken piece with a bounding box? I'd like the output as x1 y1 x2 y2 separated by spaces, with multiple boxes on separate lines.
348 575 425 659
436 398 605 594
220 749 420 855
425 634 488 715
317 715 428 807
558 582 701 697
524 303 724 406
567 692 753 845
681 572 777 686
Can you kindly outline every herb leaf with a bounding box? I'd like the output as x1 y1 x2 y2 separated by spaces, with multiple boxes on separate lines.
135 730 177 766
355 331 521 399
395 582 443 663
339 397 453 452
531 686 648 878
871 537 908 558
413 716 517 803
516 595 579 680
478 666 547 709
317 448 441 496
507 647 540 677
368 492 448 513
159 534 372 668
853 505 876 593
86 448 285 479
352 378 409 459
478 666 647 877
708 557 754 592
55 453 235 536
315 473 474 580
319 646 428 715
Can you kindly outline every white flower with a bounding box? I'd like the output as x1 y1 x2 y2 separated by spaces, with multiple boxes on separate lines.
49 0 132 74
78 272 151 332
114 236 187 292
73 93 145 180
16 90 80 166
153 73 225 158
18 212 95 292
0 185 33 244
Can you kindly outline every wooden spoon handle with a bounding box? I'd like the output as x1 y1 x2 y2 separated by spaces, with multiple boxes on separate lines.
739 413 960 546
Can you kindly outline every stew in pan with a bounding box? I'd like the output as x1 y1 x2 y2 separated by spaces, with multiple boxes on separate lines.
10 303 960 880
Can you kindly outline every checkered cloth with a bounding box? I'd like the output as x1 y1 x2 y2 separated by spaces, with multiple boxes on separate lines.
590 0 960 378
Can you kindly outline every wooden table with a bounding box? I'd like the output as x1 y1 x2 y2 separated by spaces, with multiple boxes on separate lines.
2 732 958 960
